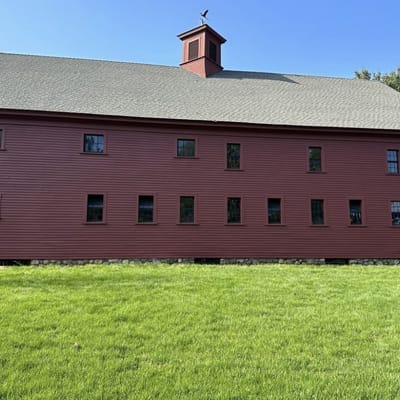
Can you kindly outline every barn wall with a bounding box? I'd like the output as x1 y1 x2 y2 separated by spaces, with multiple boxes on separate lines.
1 116 400 260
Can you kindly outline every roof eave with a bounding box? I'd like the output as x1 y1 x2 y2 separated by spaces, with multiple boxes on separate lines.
1 108 399 136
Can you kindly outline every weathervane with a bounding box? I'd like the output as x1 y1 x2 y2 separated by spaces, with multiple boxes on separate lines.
200 9 208 25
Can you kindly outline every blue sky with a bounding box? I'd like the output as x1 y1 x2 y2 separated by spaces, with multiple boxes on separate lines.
1 0 399 78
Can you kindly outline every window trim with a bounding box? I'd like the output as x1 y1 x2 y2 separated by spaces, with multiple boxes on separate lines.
386 149 399 175
265 196 286 226
390 200 400 227
225 196 244 225
84 193 107 225
309 198 329 227
175 137 198 159
136 194 158 225
177 195 198 225
225 141 244 171
81 133 107 155
347 197 367 227
0 128 6 150
307 145 326 174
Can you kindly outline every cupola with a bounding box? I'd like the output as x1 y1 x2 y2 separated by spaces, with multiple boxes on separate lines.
178 24 226 78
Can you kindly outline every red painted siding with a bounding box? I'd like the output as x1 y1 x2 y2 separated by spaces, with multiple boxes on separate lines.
1 115 400 260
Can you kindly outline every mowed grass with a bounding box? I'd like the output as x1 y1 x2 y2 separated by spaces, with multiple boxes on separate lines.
1 265 400 399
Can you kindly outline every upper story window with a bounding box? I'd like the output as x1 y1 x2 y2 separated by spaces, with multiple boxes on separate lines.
84 134 104 153
209 41 217 62
268 198 281 224
188 39 199 60
311 199 325 225
180 196 195 224
87 194 104 223
308 147 322 172
387 150 399 174
177 139 195 157
227 143 241 169
227 197 241 224
391 201 400 225
349 200 362 225
0 129 4 149
138 195 154 223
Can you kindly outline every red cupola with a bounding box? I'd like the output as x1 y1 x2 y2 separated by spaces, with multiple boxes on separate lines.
178 24 226 78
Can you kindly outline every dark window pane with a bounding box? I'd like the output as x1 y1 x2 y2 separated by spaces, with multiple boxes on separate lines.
188 40 199 60
349 200 362 225
180 196 195 223
227 197 241 224
391 201 400 225
177 139 195 157
87 194 104 222
0 129 3 148
138 195 154 223
311 199 324 225
84 134 104 153
209 41 217 62
387 150 399 174
268 198 281 224
227 143 240 169
309 147 322 172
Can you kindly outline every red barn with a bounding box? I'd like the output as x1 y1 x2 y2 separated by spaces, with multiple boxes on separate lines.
1 24 400 264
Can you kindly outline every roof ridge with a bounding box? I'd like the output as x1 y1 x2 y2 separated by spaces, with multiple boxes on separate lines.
221 69 365 81
0 51 179 70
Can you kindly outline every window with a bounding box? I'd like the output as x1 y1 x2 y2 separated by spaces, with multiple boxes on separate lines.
391 201 400 225
311 199 324 225
138 195 154 223
227 197 241 224
349 200 362 225
188 39 199 60
387 150 399 174
309 147 322 172
84 134 104 153
227 143 241 169
0 129 3 149
268 198 281 224
87 195 104 222
180 196 195 223
209 41 217 62
177 139 195 157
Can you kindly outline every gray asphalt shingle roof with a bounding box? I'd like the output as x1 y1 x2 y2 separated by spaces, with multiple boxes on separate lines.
1 52 400 130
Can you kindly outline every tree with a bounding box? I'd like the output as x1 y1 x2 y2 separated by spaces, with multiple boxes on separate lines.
354 67 400 92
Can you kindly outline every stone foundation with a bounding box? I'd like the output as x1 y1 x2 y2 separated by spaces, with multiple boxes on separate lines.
349 259 400 265
19 258 400 266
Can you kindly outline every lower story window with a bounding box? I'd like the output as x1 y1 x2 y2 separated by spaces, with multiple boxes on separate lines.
138 195 154 223
227 197 241 224
311 199 324 225
87 194 104 222
268 198 281 224
349 200 362 225
391 201 400 225
180 196 195 223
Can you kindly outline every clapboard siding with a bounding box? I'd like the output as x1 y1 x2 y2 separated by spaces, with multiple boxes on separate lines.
1 115 400 259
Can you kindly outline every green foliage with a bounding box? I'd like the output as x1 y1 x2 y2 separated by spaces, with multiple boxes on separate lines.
355 67 400 92
2 264 400 399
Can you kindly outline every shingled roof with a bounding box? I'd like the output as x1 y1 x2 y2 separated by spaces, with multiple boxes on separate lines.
1 52 400 130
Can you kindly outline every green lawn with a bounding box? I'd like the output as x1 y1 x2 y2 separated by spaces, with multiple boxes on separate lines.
1 264 400 399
